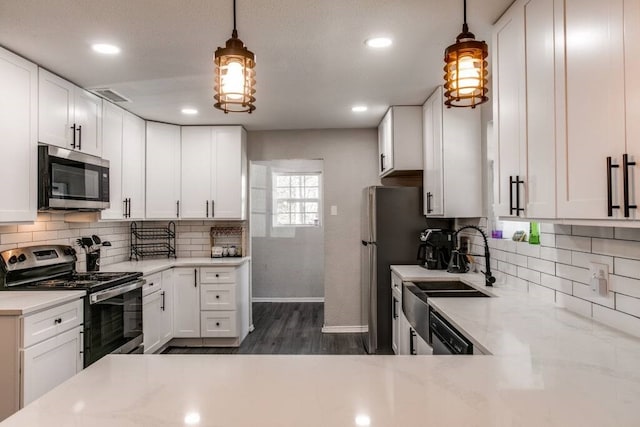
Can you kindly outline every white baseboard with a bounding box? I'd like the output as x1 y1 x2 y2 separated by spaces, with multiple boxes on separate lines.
321 325 368 334
252 297 325 303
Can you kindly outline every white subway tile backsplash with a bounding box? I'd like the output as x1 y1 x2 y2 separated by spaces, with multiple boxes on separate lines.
555 293 592 317
506 252 528 267
571 225 614 239
572 283 615 308
527 257 555 275
492 249 507 262
17 222 47 232
0 225 18 234
516 242 541 257
610 275 640 298
556 263 589 284
614 227 640 241
614 258 640 279
592 305 640 338
556 235 591 253
528 282 556 303
517 266 541 284
32 230 59 242
539 233 555 247
498 261 518 277
540 273 572 294
0 232 32 245
540 224 572 235
540 247 572 264
571 251 613 270
592 238 640 259
615 294 640 318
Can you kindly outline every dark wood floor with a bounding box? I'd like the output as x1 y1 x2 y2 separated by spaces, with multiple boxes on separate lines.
163 302 367 355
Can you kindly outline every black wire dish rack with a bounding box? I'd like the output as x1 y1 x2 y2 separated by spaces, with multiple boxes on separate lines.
130 222 176 260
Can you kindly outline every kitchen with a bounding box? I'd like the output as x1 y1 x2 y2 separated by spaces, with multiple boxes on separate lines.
0 0 640 425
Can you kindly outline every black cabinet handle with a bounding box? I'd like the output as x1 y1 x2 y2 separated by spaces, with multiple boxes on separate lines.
409 329 416 355
128 198 132 217
161 291 165 311
123 199 128 217
215 295 220 299
54 318 62 324
623 154 637 218
194 268 197 287
510 175 525 216
77 125 82 150
206 200 209 217
216 322 220 327
79 330 84 355
426 192 433 213
211 200 215 217
70 124 77 149
509 175 514 215
392 298 398 319
607 156 620 217
176 200 180 218
215 273 219 278
380 153 385 172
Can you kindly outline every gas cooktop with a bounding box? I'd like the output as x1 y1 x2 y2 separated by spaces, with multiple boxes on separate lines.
26 271 142 292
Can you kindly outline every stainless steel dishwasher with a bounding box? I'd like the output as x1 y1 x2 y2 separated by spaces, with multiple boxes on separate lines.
429 310 473 355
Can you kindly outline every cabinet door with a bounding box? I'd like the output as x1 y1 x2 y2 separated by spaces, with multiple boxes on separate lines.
492 4 527 217
160 269 174 345
181 126 213 219
21 325 83 406
423 89 444 216
0 48 38 223
398 312 410 355
146 122 181 219
73 89 102 157
212 127 245 219
624 0 640 219
143 291 162 354
200 310 237 337
100 102 124 220
556 0 626 218
524 0 557 218
173 268 200 338
122 112 146 219
38 68 74 149
391 295 400 354
378 109 393 175
415 332 432 355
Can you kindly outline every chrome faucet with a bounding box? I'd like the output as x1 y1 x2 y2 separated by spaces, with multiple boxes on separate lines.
453 225 496 287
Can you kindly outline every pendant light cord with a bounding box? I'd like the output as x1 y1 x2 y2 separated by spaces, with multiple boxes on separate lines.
461 0 469 34
463 0 467 25
233 0 237 31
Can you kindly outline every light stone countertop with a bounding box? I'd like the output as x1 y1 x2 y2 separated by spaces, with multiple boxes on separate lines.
101 257 251 276
0 291 86 316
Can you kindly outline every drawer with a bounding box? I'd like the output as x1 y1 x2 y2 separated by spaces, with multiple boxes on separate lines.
200 284 236 311
200 311 237 338
142 272 162 297
22 299 84 348
200 267 235 284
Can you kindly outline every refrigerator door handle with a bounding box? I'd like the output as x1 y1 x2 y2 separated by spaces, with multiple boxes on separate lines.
361 240 376 246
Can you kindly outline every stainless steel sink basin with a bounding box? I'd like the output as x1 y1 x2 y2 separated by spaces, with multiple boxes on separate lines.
408 281 490 298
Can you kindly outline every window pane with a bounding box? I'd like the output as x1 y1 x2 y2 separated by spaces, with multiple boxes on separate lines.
292 214 304 224
290 176 302 186
277 200 290 213
291 187 302 199
290 202 303 213
305 175 319 186
305 187 319 199
276 188 290 199
304 213 318 225
277 213 290 225
305 202 318 213
276 175 290 187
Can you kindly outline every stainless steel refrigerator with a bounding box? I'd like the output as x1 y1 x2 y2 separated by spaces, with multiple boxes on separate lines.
360 186 429 354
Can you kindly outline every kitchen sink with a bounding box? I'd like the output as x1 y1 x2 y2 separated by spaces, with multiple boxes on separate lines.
408 281 490 298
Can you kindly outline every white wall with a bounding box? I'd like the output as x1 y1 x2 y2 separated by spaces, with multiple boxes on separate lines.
247 129 379 328
251 160 324 299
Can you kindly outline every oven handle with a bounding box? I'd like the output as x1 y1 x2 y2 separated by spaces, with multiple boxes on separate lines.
90 279 145 304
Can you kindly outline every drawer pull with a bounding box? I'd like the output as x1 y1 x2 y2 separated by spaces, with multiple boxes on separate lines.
54 318 62 324
215 274 220 278
216 322 220 327
216 295 220 299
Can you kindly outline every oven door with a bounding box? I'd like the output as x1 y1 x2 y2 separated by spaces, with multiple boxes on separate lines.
85 279 144 367
38 145 110 210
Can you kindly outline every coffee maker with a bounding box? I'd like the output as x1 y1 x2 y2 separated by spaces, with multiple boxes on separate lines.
417 229 454 270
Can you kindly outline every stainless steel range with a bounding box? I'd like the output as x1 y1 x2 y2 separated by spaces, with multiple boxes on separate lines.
0 245 144 367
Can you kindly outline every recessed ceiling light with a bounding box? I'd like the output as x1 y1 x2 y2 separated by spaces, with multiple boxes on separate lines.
91 43 121 55
365 37 392 48
355 415 371 426
352 105 368 113
181 108 199 115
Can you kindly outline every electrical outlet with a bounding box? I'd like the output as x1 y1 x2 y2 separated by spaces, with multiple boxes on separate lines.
589 262 609 296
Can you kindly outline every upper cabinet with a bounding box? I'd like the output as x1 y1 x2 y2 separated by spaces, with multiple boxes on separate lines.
181 126 247 220
422 86 482 218
146 122 181 219
101 102 145 220
38 68 102 157
378 106 423 177
0 47 38 223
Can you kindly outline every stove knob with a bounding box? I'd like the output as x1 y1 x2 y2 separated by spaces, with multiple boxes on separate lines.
8 255 17 265
64 247 76 256
17 254 27 263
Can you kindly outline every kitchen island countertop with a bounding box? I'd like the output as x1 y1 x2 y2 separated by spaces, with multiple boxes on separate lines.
0 290 86 316
101 257 250 276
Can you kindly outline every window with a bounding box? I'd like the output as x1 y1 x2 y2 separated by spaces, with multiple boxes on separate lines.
273 173 321 227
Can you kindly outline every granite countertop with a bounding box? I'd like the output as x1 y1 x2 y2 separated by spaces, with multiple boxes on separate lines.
0 291 86 316
101 257 251 276
1 353 638 426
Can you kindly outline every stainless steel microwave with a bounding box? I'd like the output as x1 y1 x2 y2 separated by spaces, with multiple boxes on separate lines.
38 145 110 211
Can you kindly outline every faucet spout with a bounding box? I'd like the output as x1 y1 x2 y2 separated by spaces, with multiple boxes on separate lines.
453 225 496 287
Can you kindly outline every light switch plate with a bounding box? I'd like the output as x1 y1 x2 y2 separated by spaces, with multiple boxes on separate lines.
330 205 338 216
589 262 609 296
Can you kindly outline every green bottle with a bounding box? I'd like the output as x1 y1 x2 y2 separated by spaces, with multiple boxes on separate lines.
529 222 540 245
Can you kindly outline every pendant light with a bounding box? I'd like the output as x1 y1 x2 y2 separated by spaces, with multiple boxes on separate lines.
214 0 256 113
443 0 488 108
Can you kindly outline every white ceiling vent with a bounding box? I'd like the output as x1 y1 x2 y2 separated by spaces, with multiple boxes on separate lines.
91 88 131 103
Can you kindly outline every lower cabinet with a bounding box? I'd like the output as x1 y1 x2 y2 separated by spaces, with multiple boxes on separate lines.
0 298 84 421
160 269 174 344
173 268 201 338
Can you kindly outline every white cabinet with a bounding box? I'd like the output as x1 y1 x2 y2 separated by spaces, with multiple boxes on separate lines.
378 106 423 177
173 268 200 338
142 272 163 354
391 272 402 355
100 102 124 219
160 269 174 344
0 298 84 420
0 47 38 223
38 68 102 157
625 0 640 220
422 86 482 218
414 329 432 355
492 1 527 218
556 0 626 219
397 311 411 355
146 121 181 219
181 126 247 220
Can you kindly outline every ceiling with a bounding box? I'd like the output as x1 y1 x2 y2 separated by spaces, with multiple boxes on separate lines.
0 0 513 130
